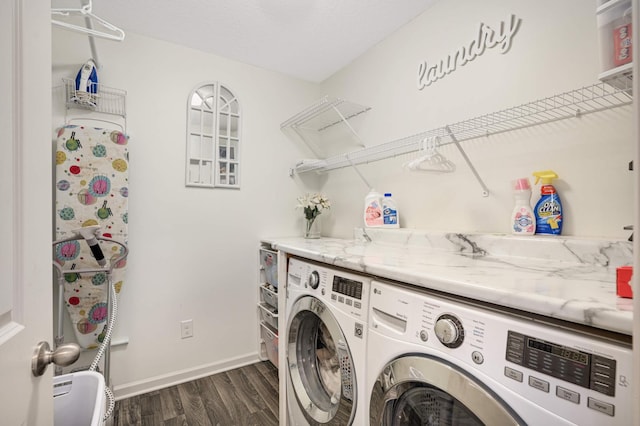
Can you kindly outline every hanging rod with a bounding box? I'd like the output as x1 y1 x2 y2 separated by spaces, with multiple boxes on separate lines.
293 75 633 175
52 0 125 69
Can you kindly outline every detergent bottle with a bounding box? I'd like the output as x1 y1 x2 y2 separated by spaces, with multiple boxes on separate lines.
382 193 399 228
532 170 563 235
511 178 535 235
364 189 384 228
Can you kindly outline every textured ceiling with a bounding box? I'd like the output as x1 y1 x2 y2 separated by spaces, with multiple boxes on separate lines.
57 0 438 82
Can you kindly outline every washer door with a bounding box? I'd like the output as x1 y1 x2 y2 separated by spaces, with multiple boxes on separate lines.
370 355 525 425
287 296 355 425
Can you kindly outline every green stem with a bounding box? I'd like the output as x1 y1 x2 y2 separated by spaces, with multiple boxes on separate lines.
305 218 316 238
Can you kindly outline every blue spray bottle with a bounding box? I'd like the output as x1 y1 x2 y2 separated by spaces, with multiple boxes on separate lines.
533 170 563 235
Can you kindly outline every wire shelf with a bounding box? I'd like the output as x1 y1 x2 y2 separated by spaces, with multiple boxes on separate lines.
294 75 633 174
63 78 127 117
281 95 371 132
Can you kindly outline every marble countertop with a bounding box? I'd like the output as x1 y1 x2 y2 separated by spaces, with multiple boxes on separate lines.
266 229 633 335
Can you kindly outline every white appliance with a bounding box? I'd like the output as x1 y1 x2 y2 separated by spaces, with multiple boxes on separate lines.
285 258 371 425
367 280 632 425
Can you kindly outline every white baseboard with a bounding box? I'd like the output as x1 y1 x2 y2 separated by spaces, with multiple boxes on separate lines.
112 351 261 400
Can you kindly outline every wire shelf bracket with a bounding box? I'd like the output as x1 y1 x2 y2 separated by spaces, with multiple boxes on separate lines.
281 95 371 131
281 95 371 158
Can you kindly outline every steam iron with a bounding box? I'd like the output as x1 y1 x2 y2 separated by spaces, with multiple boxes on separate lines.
72 59 99 107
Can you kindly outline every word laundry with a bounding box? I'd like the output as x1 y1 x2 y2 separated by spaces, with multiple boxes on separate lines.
417 14 522 89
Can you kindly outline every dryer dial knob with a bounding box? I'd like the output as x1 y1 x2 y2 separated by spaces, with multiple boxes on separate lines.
309 271 320 289
434 314 464 348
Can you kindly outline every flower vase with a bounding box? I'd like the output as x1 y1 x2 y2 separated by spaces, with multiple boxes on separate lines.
304 216 321 239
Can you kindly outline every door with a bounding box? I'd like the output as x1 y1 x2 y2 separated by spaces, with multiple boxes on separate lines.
370 355 525 425
287 296 356 425
0 0 54 424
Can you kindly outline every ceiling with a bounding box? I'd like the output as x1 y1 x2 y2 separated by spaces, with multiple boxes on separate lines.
55 0 438 82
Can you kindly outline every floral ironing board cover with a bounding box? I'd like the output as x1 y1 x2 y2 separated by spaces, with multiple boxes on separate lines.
54 125 129 349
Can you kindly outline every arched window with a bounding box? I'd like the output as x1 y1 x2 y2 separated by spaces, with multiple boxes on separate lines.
186 83 240 188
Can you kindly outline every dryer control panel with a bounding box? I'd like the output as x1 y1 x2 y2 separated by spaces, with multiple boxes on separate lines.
287 258 371 321
332 275 364 300
506 331 616 397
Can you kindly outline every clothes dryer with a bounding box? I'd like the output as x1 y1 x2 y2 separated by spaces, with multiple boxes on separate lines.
367 280 632 425
285 258 370 425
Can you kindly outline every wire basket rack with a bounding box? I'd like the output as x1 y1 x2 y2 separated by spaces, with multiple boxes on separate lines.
63 78 126 117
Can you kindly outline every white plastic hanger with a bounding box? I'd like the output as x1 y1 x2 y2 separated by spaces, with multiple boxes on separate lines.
52 0 125 42
404 136 456 173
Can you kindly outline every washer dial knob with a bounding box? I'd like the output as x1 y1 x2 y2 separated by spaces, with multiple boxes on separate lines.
434 314 464 348
308 270 320 289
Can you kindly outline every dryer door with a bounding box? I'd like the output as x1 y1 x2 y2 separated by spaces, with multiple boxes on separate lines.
370 355 525 425
287 295 355 425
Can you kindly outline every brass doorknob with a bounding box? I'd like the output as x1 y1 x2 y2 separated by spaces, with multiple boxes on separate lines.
31 341 80 377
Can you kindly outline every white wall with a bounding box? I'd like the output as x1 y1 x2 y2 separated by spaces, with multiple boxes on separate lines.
52 29 320 397
319 0 634 239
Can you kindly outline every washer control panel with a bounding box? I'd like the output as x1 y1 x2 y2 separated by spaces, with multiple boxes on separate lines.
368 280 633 425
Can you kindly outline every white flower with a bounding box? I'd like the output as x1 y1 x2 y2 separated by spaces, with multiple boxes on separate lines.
296 193 331 220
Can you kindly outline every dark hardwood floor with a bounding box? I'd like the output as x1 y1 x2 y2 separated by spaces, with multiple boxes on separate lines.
113 361 279 426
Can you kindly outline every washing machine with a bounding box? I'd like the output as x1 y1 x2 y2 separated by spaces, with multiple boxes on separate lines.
367 280 632 425
285 258 371 425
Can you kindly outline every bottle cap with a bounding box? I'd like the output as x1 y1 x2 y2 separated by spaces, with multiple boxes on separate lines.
512 178 531 191
533 170 558 185
384 193 392 197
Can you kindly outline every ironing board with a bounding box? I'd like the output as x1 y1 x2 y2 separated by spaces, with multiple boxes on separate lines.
54 124 129 349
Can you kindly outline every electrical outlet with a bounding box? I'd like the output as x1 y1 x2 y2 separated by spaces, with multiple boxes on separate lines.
181 319 194 339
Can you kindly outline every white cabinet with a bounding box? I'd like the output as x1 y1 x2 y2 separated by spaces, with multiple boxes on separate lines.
597 0 633 82
258 244 279 368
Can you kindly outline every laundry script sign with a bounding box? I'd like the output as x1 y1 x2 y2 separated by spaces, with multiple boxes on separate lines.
417 15 522 89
